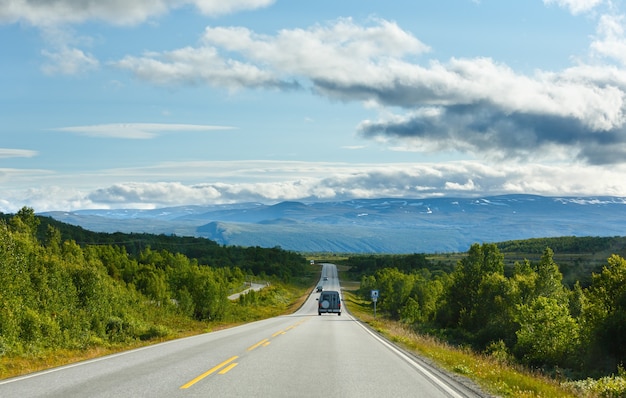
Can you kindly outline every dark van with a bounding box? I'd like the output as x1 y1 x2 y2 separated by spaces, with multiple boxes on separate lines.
317 290 341 316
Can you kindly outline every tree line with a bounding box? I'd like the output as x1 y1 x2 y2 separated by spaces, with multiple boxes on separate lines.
0 211 308 280
0 208 308 358
496 235 622 255
348 242 626 378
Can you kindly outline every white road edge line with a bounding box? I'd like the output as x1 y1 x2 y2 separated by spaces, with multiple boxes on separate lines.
349 313 465 398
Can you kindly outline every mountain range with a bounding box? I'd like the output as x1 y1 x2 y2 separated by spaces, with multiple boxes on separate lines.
41 195 626 253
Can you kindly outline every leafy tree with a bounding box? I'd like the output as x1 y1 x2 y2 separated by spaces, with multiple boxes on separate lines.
582 254 626 372
135 266 169 306
511 259 537 306
176 287 195 318
473 273 517 347
410 271 447 324
0 221 32 350
514 296 580 367
443 243 505 331
569 281 586 319
534 248 567 303
11 206 40 237
45 225 62 255
359 274 376 296
374 268 414 319
400 297 421 324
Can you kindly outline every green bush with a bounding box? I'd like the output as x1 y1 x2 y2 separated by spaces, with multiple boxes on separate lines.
139 325 170 341
564 375 626 397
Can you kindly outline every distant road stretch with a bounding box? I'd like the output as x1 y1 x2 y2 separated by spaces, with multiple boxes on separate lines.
0 263 486 398
228 282 268 300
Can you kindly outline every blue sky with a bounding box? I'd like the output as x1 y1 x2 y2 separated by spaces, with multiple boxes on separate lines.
2 0 626 212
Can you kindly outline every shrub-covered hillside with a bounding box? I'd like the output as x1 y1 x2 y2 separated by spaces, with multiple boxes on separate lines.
0 208 308 360
343 241 626 379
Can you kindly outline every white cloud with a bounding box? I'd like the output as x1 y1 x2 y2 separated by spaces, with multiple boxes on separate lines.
32 24 100 75
113 18 429 90
123 18 617 130
200 18 430 82
113 47 290 89
444 179 478 191
543 0 604 15
2 0 275 76
590 14 626 65
53 123 235 139
0 148 38 158
0 0 275 27
111 17 626 165
340 56 625 133
192 0 275 16
3 160 626 212
41 46 99 75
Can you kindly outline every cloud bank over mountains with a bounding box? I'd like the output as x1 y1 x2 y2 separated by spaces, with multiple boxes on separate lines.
4 160 625 212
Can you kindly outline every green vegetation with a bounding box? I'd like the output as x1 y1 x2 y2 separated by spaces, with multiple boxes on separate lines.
0 207 314 379
3 207 626 396
341 239 626 397
427 236 626 288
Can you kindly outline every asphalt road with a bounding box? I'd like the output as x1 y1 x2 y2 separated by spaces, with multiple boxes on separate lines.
0 263 487 398
228 282 269 300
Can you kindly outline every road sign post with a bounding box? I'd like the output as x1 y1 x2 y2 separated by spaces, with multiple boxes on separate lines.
371 290 379 318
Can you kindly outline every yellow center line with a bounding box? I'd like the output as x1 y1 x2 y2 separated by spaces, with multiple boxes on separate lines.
179 356 238 389
272 318 310 338
180 318 313 389
218 362 238 374
247 338 269 351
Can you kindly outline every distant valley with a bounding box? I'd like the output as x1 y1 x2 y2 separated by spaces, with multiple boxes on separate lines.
42 195 626 253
